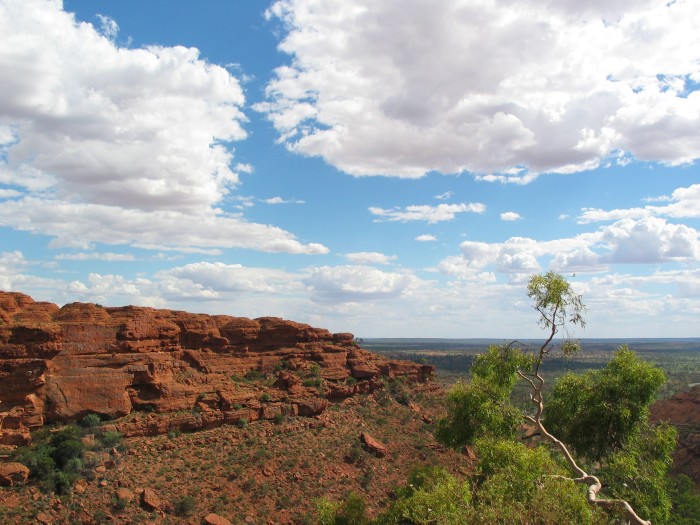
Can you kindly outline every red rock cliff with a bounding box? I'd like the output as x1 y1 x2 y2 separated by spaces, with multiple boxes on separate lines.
0 291 433 443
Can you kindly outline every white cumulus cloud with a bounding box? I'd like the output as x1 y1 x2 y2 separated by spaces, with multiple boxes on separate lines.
262 0 700 180
156 261 300 296
0 0 325 255
0 198 329 254
500 211 521 221
370 202 485 223
55 252 135 261
343 252 397 265
579 183 700 223
304 265 420 302
415 234 437 242
440 216 700 278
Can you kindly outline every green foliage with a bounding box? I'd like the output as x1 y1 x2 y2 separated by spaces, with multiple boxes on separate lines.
470 343 533 392
527 271 586 336
435 379 521 448
100 430 124 449
435 343 532 449
79 413 102 428
472 439 601 524
435 343 534 449
428 274 673 525
345 442 368 465
13 426 85 494
331 449 603 524
376 466 471 524
13 443 56 480
546 346 667 461
667 475 700 525
317 493 369 525
598 422 677 524
174 495 197 516
387 377 412 406
244 369 264 381
13 423 120 495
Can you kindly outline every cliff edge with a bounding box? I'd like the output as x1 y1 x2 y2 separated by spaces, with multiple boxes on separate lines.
0 291 433 445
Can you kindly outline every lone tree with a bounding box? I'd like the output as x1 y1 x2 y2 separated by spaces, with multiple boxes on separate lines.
436 271 674 524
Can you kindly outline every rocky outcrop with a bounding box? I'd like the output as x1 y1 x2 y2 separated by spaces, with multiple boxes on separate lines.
650 385 700 484
0 461 30 486
0 291 433 443
360 432 387 458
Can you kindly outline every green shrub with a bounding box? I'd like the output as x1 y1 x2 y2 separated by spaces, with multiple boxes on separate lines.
317 493 369 525
376 466 472 525
79 414 102 428
174 495 197 516
345 443 366 465
244 370 264 381
668 474 700 524
13 422 130 496
99 431 123 449
388 379 411 406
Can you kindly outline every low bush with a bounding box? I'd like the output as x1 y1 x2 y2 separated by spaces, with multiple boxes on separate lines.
13 422 123 495
174 495 197 516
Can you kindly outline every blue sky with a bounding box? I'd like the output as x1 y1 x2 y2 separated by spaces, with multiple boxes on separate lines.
1 0 699 338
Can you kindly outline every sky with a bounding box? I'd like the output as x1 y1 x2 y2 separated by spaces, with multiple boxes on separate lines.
1 0 699 339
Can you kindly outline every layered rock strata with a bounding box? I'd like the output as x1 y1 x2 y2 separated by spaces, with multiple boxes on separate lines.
0 291 433 444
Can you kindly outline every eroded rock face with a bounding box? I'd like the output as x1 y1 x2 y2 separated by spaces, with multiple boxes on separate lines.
0 461 30 486
650 385 700 484
0 291 434 442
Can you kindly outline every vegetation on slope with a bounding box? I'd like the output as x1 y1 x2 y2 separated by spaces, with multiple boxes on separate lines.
321 272 700 525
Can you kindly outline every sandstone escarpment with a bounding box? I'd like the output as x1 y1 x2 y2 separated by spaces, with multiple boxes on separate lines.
650 384 700 484
0 291 433 444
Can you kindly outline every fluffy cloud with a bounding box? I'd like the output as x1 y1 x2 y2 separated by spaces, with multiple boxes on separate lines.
304 265 420 302
156 261 300 296
440 216 700 277
415 234 437 242
500 212 521 221
0 0 324 254
551 247 605 273
370 202 485 223
55 252 135 261
579 183 700 223
263 196 305 204
0 198 328 254
262 0 700 179
343 252 397 265
0 250 26 289
600 217 700 264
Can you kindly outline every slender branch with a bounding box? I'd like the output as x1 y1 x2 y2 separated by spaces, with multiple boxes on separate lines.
522 366 651 525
